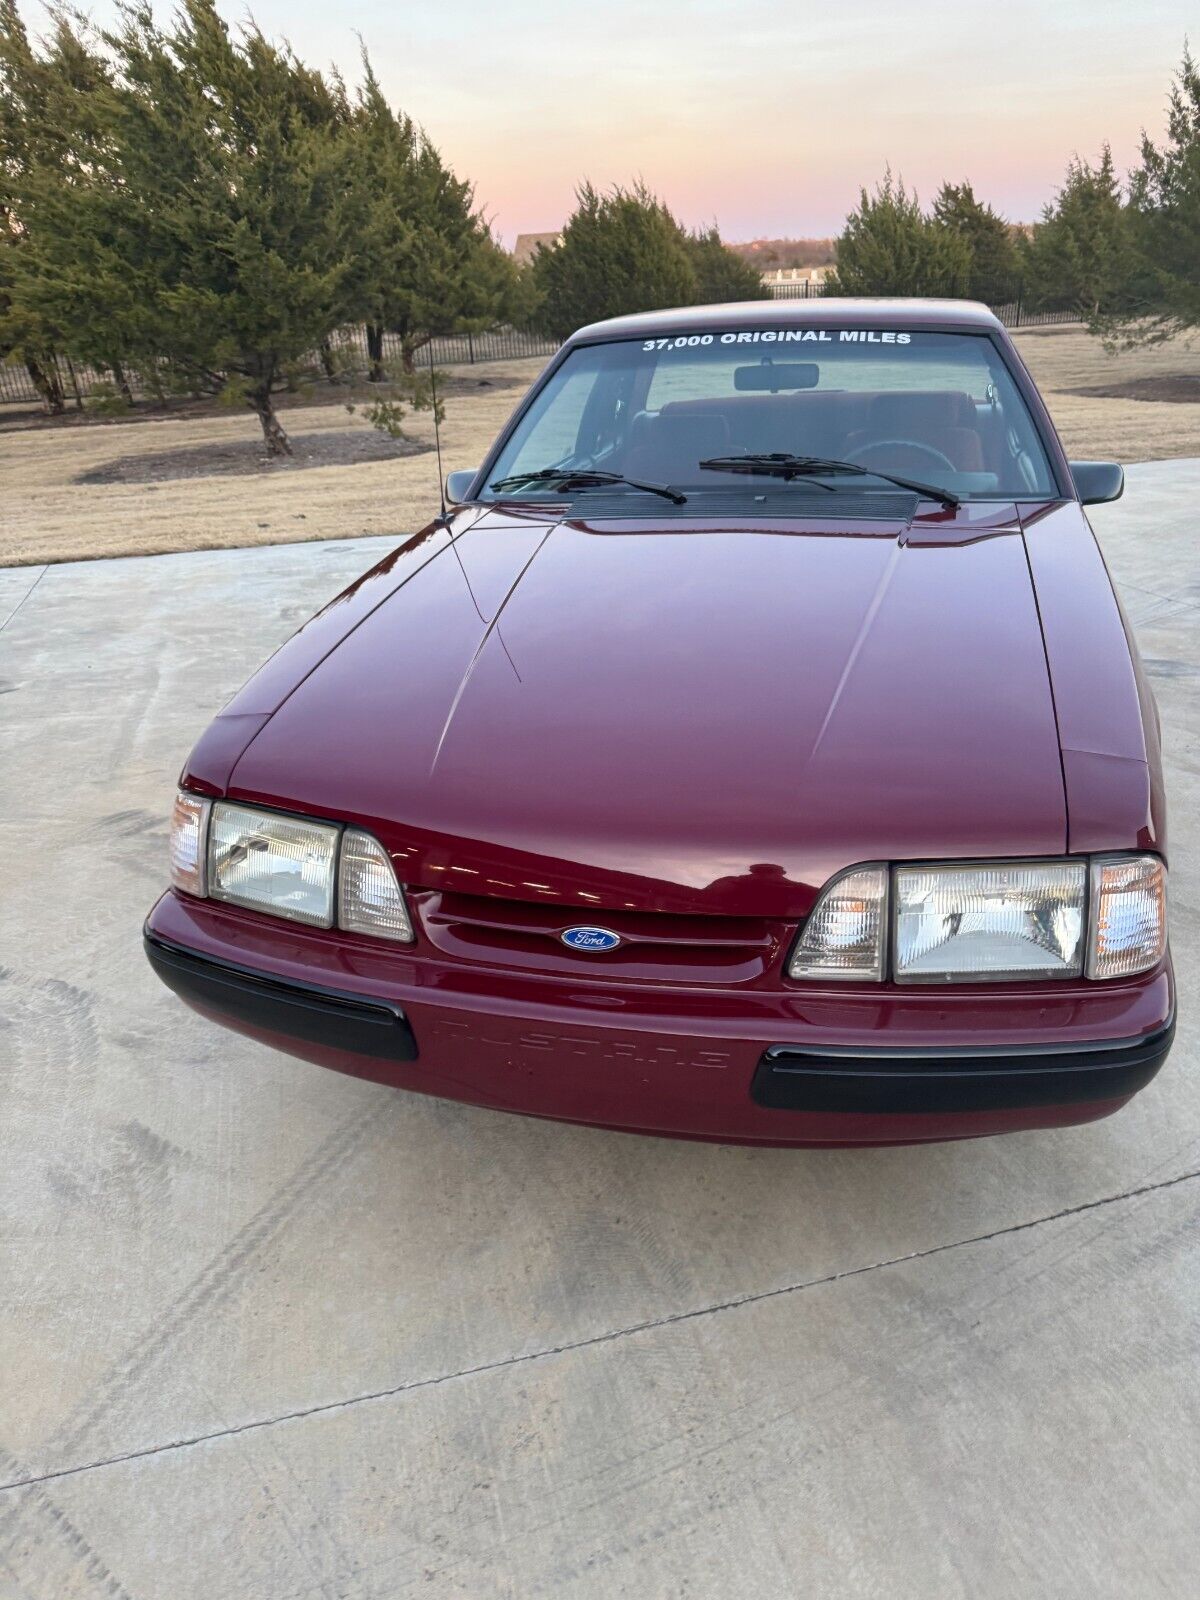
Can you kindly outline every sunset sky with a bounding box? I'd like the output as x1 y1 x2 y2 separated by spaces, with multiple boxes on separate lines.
89 0 1186 243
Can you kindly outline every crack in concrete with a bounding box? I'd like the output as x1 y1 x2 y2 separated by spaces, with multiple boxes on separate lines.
3 1164 1197 1498
0 565 48 635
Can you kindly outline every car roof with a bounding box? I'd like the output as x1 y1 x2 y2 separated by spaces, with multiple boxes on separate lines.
566 297 1005 345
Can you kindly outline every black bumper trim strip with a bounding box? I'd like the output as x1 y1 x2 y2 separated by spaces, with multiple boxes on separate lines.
144 930 418 1063
752 1018 1175 1114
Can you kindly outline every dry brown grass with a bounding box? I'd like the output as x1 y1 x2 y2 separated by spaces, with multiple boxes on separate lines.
1 327 1197 568
1014 324 1200 462
0 359 546 567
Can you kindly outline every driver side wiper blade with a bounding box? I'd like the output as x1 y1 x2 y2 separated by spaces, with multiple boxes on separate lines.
490 467 687 505
698 453 960 509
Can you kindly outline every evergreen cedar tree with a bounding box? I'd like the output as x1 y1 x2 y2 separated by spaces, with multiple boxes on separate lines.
0 0 520 453
930 181 1018 300
530 182 766 342
2 0 361 453
684 227 769 305
0 0 113 413
1103 45 1200 344
828 172 973 298
349 65 524 381
1019 47 1200 334
1019 148 1129 319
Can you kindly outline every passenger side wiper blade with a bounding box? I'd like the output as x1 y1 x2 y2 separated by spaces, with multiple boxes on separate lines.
696 455 836 492
490 467 687 505
698 453 960 509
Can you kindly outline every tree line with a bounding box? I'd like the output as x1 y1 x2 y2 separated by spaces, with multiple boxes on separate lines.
0 0 535 451
2 4 1195 453
0 1 761 452
829 44 1199 347
539 44 1199 351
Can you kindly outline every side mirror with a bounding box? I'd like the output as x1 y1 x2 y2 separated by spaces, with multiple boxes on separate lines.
1070 461 1124 505
446 469 478 505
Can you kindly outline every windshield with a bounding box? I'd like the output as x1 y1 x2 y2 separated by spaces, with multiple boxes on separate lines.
482 328 1057 506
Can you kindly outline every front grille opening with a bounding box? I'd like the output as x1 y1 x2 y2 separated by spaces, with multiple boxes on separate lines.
410 889 791 986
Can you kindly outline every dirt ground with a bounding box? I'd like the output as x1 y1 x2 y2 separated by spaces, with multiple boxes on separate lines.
1 326 1196 567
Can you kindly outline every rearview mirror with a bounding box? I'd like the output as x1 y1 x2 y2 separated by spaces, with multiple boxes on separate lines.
734 362 819 393
1070 461 1124 505
446 469 478 504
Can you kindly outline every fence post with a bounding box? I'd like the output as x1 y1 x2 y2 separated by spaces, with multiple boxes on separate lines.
1013 285 1023 330
64 355 84 412
467 332 475 364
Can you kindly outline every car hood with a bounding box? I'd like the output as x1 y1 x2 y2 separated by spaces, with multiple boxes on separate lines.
226 506 1068 917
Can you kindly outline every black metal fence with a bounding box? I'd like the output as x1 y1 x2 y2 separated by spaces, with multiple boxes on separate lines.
343 324 560 368
765 277 1082 329
0 353 97 405
0 353 117 406
0 323 560 409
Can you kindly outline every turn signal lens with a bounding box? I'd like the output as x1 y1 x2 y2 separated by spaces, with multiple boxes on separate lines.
169 790 210 897
1087 855 1166 979
788 866 888 981
338 829 415 942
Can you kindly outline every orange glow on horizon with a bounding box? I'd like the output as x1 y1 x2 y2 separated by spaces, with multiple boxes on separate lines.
86 0 1186 243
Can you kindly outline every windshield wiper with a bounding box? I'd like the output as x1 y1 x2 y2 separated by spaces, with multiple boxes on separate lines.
698 453 960 509
490 467 687 505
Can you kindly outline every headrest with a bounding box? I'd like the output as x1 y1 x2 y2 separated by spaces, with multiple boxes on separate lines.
868 390 976 429
652 410 731 450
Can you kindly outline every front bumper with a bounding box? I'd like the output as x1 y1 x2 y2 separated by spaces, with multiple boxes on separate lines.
751 1030 1173 1114
146 934 418 1063
144 892 1176 1147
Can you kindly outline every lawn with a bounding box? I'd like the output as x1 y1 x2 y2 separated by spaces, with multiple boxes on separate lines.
1015 324 1200 461
0 327 1196 567
0 361 546 567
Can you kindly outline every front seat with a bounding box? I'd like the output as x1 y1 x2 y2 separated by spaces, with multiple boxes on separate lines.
623 409 731 485
845 390 985 474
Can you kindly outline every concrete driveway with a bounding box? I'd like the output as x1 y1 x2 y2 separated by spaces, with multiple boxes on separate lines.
2 464 1197 1598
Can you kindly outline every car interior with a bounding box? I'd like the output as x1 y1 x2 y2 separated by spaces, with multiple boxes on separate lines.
483 338 1064 502
620 388 1003 485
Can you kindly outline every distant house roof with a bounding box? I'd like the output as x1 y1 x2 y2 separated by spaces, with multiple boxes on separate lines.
512 231 563 266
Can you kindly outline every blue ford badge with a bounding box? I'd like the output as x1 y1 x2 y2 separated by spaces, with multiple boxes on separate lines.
561 925 622 952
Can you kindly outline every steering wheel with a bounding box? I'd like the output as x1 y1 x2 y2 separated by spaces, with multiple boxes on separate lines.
843 439 958 474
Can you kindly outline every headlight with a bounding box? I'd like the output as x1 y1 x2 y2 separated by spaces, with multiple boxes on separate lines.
169 794 414 940
895 860 1086 983
208 802 339 927
787 854 1166 985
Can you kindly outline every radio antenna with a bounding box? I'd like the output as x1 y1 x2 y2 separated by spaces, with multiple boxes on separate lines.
427 341 447 521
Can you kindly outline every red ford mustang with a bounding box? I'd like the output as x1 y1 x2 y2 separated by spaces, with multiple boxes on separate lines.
145 300 1174 1146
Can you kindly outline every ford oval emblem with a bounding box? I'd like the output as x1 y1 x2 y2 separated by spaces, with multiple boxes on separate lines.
560 925 622 952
